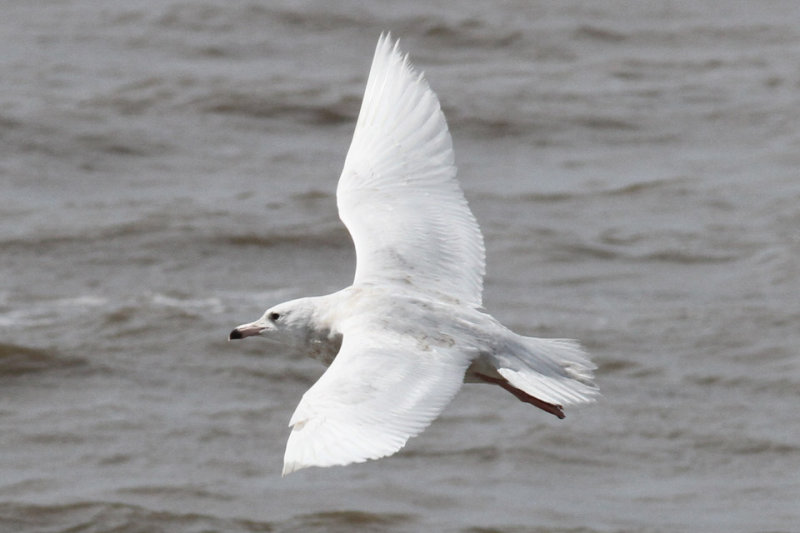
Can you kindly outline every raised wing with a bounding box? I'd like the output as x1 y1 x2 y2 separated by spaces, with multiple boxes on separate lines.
336 34 485 307
282 320 471 475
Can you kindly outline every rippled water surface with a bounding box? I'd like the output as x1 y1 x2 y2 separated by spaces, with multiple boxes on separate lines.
2 1 799 532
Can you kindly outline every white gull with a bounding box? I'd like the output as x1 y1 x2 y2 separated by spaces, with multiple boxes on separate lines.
229 33 598 475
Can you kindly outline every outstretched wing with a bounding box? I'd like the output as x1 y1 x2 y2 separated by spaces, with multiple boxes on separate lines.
336 34 485 307
282 320 471 475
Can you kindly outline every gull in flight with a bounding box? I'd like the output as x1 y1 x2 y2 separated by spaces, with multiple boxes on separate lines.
229 34 598 475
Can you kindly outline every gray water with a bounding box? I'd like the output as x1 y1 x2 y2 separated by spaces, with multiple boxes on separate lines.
2 1 799 532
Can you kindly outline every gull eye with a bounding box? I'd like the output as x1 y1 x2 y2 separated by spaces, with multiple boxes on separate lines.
268 312 280 321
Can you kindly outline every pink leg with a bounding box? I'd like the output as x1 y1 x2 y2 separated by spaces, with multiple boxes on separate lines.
475 373 565 419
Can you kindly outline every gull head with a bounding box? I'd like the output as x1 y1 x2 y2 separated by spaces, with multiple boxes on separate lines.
228 297 318 347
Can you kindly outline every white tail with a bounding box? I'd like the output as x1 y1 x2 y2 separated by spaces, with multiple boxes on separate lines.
489 335 599 409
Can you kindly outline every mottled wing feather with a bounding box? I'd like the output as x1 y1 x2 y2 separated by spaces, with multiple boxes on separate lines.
282 320 471 475
336 33 485 307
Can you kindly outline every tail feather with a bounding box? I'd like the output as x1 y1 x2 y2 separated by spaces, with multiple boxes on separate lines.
492 336 599 407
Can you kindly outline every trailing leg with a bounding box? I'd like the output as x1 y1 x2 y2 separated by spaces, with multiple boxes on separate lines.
474 372 565 419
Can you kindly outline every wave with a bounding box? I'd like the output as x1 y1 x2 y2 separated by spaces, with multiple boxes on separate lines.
218 365 318 387
286 510 415 531
157 3 367 34
688 373 800 397
692 434 800 457
0 217 173 251
0 501 414 533
1 216 350 254
149 293 224 314
399 445 500 462
409 16 523 49
88 72 361 125
446 104 646 141
100 292 228 338
0 501 273 533
2 107 175 161
216 227 350 249
548 242 739 265
574 24 628 43
637 249 739 264
193 89 360 126
476 176 689 204
157 3 523 52
116 484 233 501
0 343 88 377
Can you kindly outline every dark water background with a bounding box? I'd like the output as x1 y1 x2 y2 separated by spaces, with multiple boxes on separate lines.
2 1 799 531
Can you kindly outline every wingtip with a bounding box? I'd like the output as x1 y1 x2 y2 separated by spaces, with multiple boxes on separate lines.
378 30 395 46
376 31 407 62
